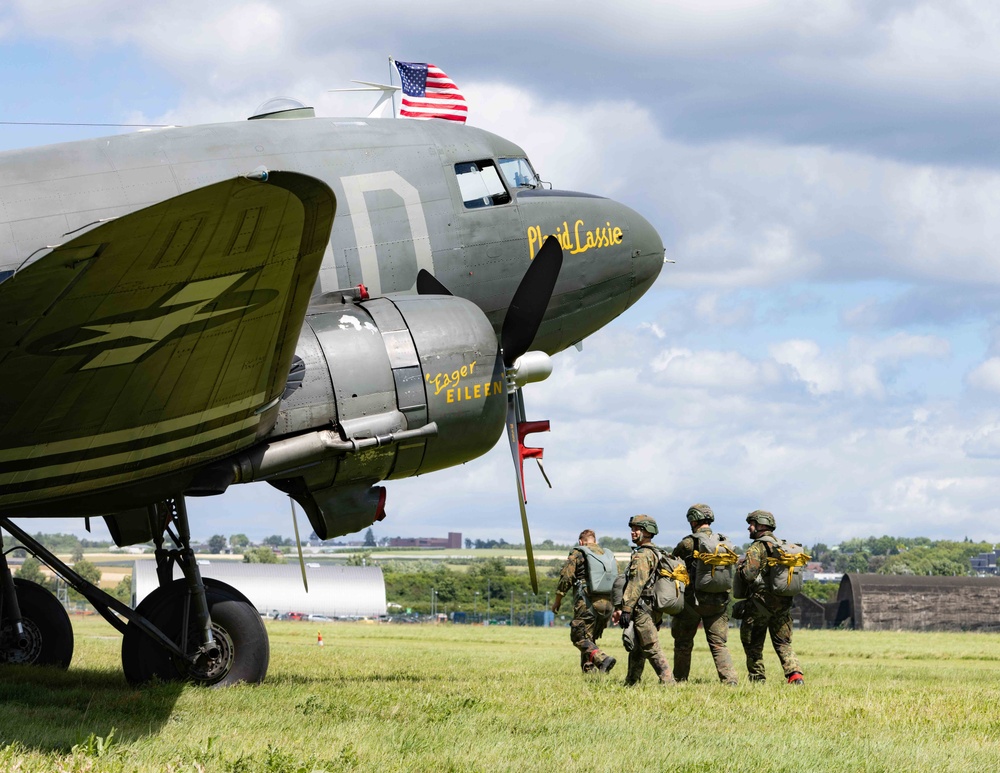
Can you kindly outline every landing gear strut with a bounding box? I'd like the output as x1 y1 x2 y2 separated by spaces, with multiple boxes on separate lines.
120 498 268 686
1 497 269 687
121 577 269 686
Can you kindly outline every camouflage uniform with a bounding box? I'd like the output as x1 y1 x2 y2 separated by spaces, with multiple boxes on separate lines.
671 525 738 684
620 544 674 685
555 546 615 672
737 528 802 681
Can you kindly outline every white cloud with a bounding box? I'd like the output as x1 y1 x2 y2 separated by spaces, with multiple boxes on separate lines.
6 2 1000 296
651 347 784 390
7 2 1000 551
963 421 1000 458
771 333 950 398
472 89 1000 291
520 340 1000 543
966 357 1000 392
862 1 1000 96
637 321 666 340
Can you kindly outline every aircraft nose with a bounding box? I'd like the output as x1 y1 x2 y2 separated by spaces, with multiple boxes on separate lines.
626 207 665 307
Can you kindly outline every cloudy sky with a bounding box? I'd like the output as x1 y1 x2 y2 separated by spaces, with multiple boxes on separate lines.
3 1 1000 548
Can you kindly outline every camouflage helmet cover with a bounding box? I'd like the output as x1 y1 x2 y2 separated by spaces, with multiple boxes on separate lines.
686 503 715 523
746 510 776 529
628 514 659 535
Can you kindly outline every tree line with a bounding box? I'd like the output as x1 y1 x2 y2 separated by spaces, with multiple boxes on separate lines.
807 536 993 576
378 556 561 617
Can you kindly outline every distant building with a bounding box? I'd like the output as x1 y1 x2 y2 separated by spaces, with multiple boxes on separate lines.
828 573 1000 632
389 532 462 549
792 595 828 629
970 549 1000 575
132 562 386 618
810 572 844 583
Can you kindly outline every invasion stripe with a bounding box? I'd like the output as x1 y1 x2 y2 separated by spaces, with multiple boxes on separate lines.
0 392 267 464
0 425 260 504
0 414 262 486
0 409 266 474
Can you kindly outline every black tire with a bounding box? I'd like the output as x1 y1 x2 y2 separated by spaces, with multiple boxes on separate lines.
0 578 74 668
121 578 269 687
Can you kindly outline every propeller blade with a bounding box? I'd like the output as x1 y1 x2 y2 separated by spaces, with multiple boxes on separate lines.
416 268 453 296
501 236 563 368
289 497 309 593
505 394 538 594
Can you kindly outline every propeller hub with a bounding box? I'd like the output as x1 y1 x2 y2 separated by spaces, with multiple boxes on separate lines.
508 351 553 389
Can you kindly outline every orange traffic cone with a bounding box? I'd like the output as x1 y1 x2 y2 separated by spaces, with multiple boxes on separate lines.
317 631 324 647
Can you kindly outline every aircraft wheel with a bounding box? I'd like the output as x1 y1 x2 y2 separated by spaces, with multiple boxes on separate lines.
121 578 269 687
0 578 74 668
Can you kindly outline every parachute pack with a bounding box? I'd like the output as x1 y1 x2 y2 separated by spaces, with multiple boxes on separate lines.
691 531 738 593
759 536 810 597
641 546 689 615
577 546 619 595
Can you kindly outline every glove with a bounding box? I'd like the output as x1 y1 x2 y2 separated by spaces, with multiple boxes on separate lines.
619 610 632 629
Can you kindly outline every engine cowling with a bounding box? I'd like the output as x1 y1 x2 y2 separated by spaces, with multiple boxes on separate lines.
241 292 507 538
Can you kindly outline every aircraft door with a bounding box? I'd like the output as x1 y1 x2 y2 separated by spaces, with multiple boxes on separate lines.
446 159 524 301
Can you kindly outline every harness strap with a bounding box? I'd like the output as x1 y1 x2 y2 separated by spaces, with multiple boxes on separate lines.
757 537 810 588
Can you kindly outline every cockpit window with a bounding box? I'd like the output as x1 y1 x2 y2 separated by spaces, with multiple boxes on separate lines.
454 160 511 209
498 157 540 189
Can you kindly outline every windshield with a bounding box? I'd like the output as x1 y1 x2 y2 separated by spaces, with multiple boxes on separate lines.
455 161 511 208
498 157 540 189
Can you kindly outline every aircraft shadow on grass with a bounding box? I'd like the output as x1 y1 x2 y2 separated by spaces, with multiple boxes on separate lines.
0 665 181 752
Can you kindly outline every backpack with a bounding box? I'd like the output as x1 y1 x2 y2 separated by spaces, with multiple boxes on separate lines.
640 546 689 615
732 567 762 600
612 574 626 608
759 536 810 597
691 531 738 593
577 546 618 595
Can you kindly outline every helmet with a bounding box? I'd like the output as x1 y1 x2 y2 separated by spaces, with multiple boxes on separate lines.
686 504 714 523
628 514 658 535
746 510 776 529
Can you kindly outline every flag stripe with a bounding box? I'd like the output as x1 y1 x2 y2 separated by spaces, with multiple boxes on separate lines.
395 60 468 124
401 99 468 110
399 112 467 122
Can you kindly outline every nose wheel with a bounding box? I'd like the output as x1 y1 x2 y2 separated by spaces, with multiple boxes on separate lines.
121 578 268 687
0 579 74 669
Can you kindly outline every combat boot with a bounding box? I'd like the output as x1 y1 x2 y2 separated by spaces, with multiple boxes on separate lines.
787 672 804 685
597 656 616 674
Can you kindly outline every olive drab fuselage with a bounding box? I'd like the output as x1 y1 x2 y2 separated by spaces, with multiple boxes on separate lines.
0 116 664 540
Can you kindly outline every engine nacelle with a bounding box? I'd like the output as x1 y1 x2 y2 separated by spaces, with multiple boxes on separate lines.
258 292 507 539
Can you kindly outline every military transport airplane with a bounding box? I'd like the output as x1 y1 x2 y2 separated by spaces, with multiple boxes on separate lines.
0 98 664 686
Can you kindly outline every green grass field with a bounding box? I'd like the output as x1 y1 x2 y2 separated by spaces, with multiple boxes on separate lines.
2 618 1000 772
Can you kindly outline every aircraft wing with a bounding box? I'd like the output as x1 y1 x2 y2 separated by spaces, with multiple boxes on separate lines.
0 172 335 509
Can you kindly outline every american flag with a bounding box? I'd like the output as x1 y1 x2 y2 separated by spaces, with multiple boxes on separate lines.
394 61 468 123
